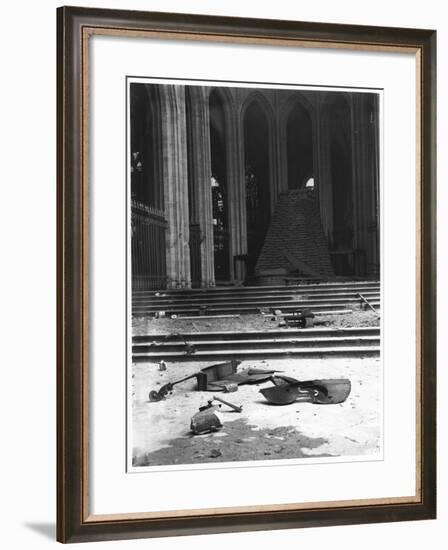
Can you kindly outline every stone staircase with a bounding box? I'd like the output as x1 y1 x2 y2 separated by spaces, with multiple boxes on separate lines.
132 326 380 361
132 280 380 317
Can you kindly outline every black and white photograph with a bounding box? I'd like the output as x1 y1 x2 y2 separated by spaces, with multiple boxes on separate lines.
129 80 382 469
1 0 441 546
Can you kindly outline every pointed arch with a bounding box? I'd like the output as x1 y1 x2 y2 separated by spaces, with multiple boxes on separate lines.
280 93 316 190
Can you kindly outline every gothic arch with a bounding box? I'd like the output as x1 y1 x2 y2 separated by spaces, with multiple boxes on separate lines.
280 93 316 190
240 91 275 126
208 86 236 128
281 91 315 120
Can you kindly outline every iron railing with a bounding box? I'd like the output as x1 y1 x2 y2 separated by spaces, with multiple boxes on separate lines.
131 200 167 290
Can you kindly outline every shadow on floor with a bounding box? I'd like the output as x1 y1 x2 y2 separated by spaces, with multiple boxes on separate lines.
24 522 55 541
134 417 333 467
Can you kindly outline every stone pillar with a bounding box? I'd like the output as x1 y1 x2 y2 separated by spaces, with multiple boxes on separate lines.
276 93 289 194
317 96 334 242
358 94 380 276
369 94 380 277
349 95 362 256
226 99 246 282
351 93 379 276
269 92 282 210
160 85 191 288
187 87 215 287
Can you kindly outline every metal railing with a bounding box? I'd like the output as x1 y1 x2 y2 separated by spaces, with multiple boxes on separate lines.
131 201 167 290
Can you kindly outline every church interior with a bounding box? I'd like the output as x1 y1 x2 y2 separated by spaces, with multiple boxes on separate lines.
130 82 380 291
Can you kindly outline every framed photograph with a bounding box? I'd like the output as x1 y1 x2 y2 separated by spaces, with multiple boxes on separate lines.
57 6 436 543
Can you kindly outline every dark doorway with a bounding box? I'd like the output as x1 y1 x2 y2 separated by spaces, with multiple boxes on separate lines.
130 84 167 290
243 101 271 278
326 95 354 275
209 90 230 282
287 102 314 190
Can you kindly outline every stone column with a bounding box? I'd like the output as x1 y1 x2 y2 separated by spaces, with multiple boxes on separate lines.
369 94 380 277
187 87 215 287
351 93 379 276
360 94 380 276
226 98 246 282
269 91 282 209
316 96 334 242
276 93 289 194
160 85 191 288
350 95 362 256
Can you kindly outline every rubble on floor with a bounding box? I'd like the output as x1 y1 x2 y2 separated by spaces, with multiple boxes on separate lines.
132 309 380 336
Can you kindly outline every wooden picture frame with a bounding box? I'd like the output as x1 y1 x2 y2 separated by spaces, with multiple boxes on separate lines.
57 5 436 543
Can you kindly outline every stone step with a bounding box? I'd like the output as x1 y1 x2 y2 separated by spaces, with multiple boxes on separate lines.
132 300 381 315
132 290 380 306
133 327 380 342
133 335 380 353
133 345 380 362
133 281 380 297
133 296 380 311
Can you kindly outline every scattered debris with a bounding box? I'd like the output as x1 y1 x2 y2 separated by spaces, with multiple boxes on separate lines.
190 396 242 435
158 360 167 371
282 308 315 328
190 407 223 435
148 372 200 402
184 342 196 355
177 314 241 320
210 395 243 413
209 449 222 458
358 293 380 317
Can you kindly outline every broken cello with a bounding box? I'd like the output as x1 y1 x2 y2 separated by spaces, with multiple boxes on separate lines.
259 375 351 405
148 359 282 401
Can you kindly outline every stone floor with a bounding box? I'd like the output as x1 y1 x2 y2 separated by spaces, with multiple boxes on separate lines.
131 356 381 467
132 309 380 336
